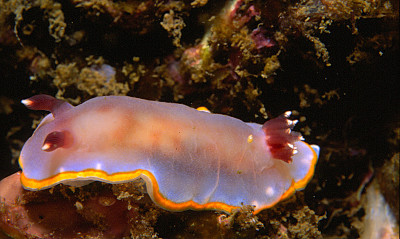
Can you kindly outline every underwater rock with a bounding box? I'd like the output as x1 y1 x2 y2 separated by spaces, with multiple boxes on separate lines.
0 172 141 239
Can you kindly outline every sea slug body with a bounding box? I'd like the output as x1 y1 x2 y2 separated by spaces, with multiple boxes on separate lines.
19 95 319 214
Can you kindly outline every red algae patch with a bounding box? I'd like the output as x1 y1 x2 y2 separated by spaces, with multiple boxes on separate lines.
0 172 159 239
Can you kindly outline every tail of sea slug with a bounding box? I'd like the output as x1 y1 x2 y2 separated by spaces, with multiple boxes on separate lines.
262 111 303 163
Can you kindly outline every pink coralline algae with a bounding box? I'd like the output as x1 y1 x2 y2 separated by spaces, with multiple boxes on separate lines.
0 172 138 239
251 28 275 50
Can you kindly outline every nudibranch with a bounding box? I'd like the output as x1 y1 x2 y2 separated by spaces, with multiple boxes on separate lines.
19 95 319 214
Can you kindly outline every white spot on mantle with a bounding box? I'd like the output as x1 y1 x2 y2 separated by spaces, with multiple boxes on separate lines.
265 186 275 197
